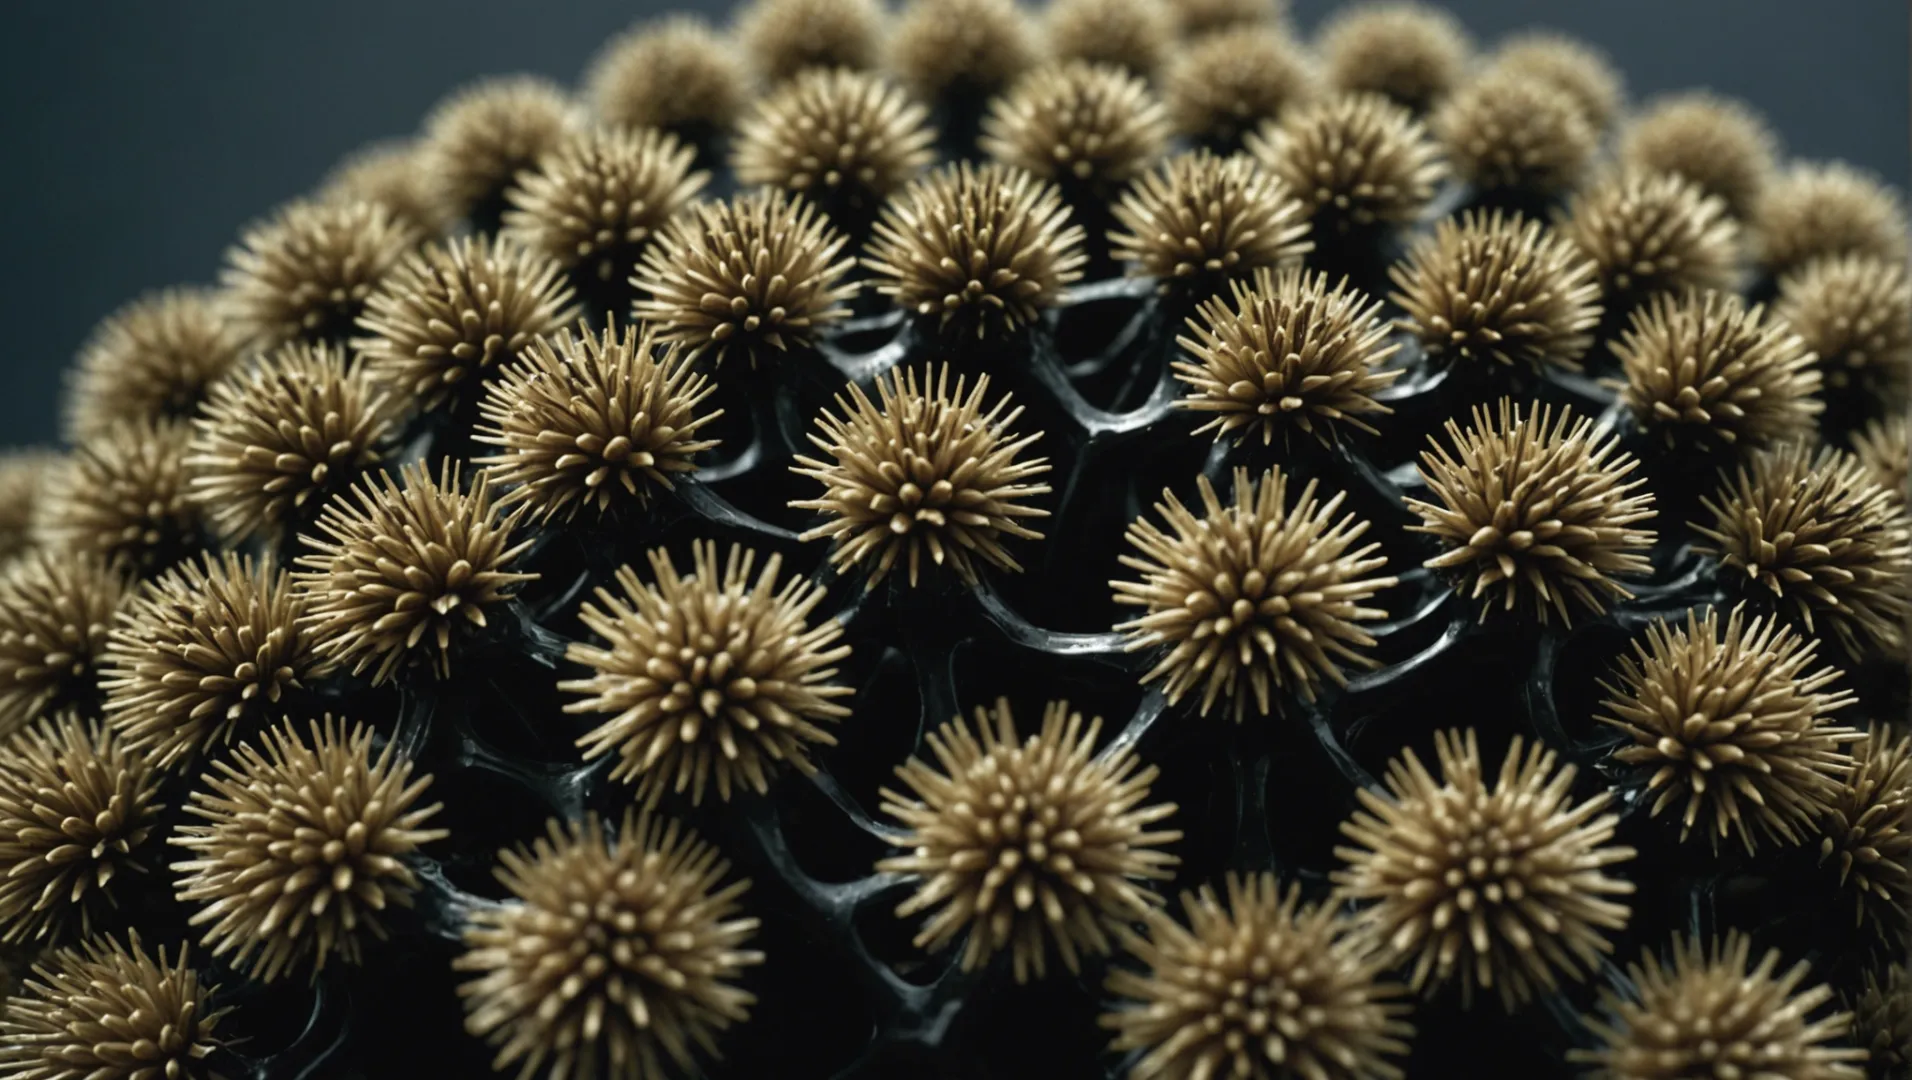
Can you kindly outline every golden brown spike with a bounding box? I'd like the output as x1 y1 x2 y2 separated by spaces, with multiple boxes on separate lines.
1560 170 1742 301
561 541 852 805
1852 415 1910 503
1164 0 1282 38
474 319 721 524
0 550 125 736
219 197 420 349
1315 2 1472 113
1612 290 1820 454
0 713 162 945
1818 723 1912 934
633 188 857 367
878 699 1181 983
1173 265 1402 445
1775 254 1912 407
0 932 226 1080
1572 934 1864 1079
1431 70 1595 196
64 288 244 442
0 451 56 566
1113 465 1398 720
35 417 199 573
1245 91 1447 232
1693 441 1912 657
1044 0 1175 80
185 340 393 545
734 0 884 85
1597 606 1860 853
1108 150 1311 289
1489 31 1624 133
1333 728 1637 1009
317 137 449 237
1754 163 1910 278
1389 210 1602 372
791 364 1053 589
501 124 708 295
1408 400 1656 625
886 0 1040 105
418 75 573 225
101 551 323 769
731 67 936 212
1618 91 1780 220
1102 873 1413 1080
455 812 763 1080
864 162 1087 337
355 234 581 417
586 16 749 137
1850 963 1912 1077
1162 26 1316 147
170 716 446 984
979 61 1170 193
293 461 538 686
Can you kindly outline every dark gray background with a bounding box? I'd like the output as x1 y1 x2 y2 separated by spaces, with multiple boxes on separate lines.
2 0 1905 449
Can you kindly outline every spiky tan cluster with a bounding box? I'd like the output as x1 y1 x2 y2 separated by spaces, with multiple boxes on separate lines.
318 137 448 236
1389 210 1602 372
1102 873 1413 1080
586 16 749 136
1618 92 1780 220
1612 290 1821 453
878 699 1181 982
1489 32 1623 134
0 452 55 565
732 67 936 213
293 463 537 685
1819 723 1912 934
35 417 198 572
1164 0 1279 37
1315 2 1472 112
0 932 225 1080
0 550 125 735
735 0 884 84
100 552 322 768
1775 254 1912 405
1852 415 1909 501
475 319 720 523
64 289 244 442
1597 606 1859 853
864 162 1087 337
1694 442 1912 656
185 340 393 544
633 188 857 366
886 0 1039 105
219 197 421 349
1430 70 1595 196
562 541 851 805
1110 151 1311 289
1408 400 1656 624
418 75 573 224
1162 27 1316 147
355 234 580 416
1560 170 1742 301
979 61 1170 192
171 717 446 983
0 714 161 945
1851 964 1912 1078
1334 729 1636 1009
1573 934 1864 1080
1175 266 1401 445
1114 466 1396 720
1754 163 1910 278
1044 0 1174 79
456 812 762 1080
1246 91 1446 233
501 125 708 295
792 364 1052 588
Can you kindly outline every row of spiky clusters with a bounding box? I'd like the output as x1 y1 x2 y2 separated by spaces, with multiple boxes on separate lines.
0 0 1909 1077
